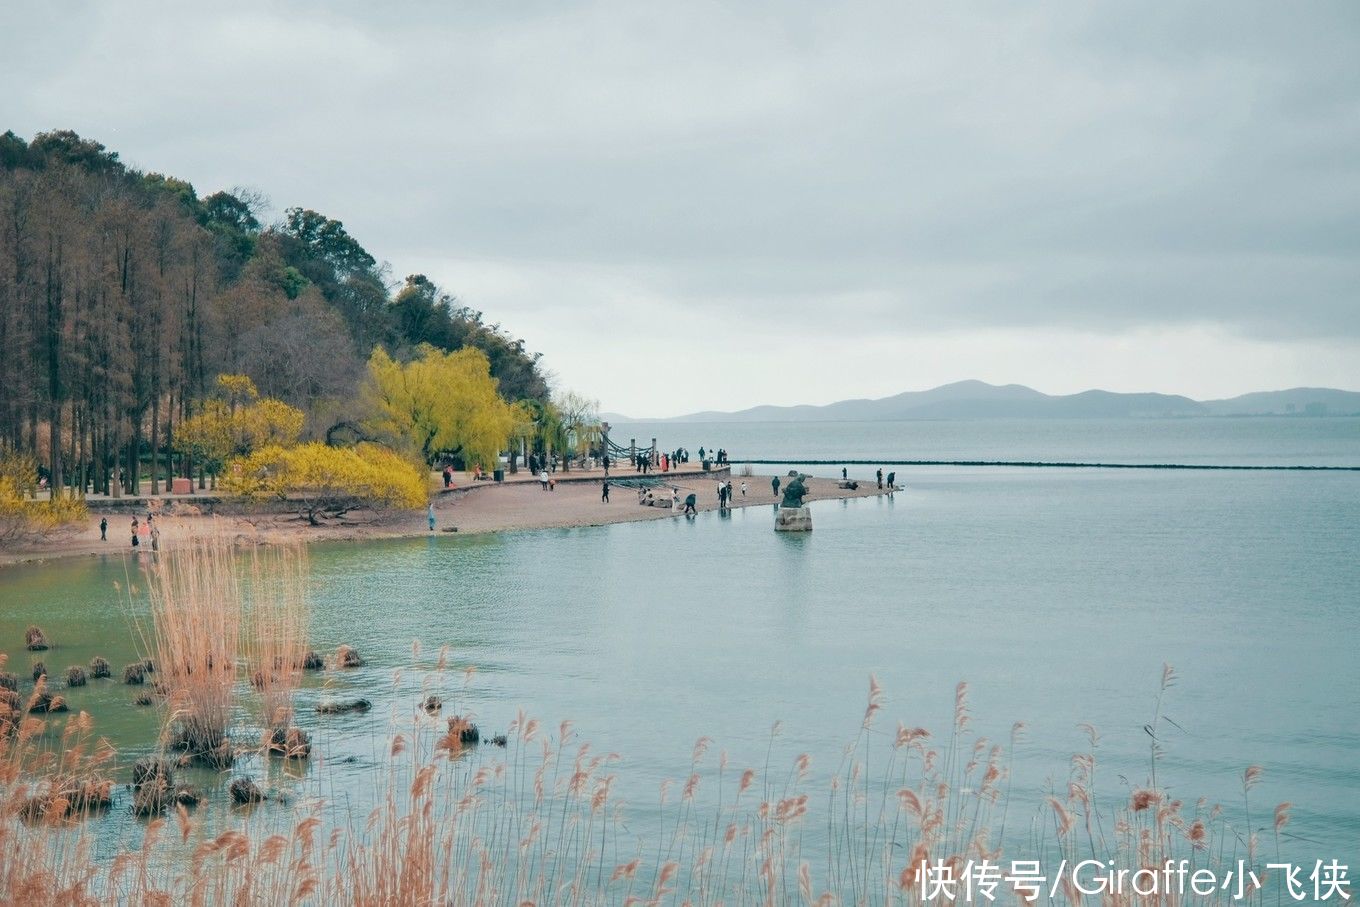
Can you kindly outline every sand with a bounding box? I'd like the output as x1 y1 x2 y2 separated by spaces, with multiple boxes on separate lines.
0 466 892 568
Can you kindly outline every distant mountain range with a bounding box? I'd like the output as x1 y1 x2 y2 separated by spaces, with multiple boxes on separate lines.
604 381 1360 423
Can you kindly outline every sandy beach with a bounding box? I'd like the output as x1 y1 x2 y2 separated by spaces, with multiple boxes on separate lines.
0 466 891 567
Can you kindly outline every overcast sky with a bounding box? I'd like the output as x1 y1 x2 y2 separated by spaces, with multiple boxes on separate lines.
4 1 1357 416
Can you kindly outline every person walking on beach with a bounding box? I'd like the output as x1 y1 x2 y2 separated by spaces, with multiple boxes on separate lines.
876 468 883 489
740 480 747 497
842 467 848 480
427 503 437 532
99 517 107 541
601 480 610 503
771 475 781 498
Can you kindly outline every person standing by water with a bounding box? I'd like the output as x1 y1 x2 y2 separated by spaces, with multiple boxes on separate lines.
601 480 610 503
740 480 747 497
771 475 781 498
99 517 107 541
151 524 161 552
130 517 140 548
842 467 848 480
876 468 883 489
427 503 437 532
683 492 697 516
886 471 896 491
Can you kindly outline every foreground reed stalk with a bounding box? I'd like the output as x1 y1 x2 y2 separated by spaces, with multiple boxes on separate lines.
242 544 312 758
138 527 242 766
0 638 1301 905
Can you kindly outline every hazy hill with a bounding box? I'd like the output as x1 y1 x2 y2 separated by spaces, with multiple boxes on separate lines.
605 381 1360 422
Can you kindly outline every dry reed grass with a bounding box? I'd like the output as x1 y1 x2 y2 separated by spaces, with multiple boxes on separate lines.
133 524 242 766
240 543 311 758
0 599 1306 907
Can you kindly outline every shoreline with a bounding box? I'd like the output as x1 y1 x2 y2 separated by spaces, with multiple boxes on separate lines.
0 468 891 569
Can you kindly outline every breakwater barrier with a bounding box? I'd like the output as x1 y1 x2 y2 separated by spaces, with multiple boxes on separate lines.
736 459 1360 472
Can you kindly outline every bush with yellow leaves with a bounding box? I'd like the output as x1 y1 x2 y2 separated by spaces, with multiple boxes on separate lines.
0 445 88 548
222 442 428 525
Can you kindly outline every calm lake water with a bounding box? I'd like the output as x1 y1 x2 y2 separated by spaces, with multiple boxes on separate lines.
1 417 1356 871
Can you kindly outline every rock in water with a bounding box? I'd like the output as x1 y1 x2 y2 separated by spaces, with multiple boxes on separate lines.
24 626 48 651
132 757 174 791
774 505 813 532
300 650 324 670
316 698 371 715
229 777 265 804
89 657 111 679
335 645 364 668
122 663 145 685
65 666 87 687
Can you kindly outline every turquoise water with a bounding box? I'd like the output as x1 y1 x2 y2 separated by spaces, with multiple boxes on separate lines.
0 418 1357 873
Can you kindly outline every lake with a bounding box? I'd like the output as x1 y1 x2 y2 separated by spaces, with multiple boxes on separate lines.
1 416 1357 879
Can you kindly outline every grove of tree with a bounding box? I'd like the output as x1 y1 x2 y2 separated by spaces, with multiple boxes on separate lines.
0 129 562 500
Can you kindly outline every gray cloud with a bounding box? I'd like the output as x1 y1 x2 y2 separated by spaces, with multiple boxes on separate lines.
2 0 1357 410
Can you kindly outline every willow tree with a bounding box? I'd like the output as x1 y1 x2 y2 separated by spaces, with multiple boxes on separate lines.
362 345 517 470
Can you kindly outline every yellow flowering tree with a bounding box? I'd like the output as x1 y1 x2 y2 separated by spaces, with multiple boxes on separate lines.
362 345 517 470
0 444 87 548
223 442 428 525
178 376 305 483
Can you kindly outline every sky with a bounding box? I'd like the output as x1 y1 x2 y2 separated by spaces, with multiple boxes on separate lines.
3 1 1357 417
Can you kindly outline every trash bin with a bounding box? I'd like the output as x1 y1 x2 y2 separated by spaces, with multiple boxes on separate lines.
702 459 711 472
493 468 505 483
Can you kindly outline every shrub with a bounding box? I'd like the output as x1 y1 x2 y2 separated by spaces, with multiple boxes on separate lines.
0 446 87 548
223 442 428 524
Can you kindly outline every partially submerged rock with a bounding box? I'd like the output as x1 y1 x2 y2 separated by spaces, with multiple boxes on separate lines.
228 777 265 805
266 726 312 759
316 698 371 715
172 786 202 807
65 666 87 688
167 728 235 769
421 694 443 714
31 662 46 681
448 716 480 745
24 626 48 651
122 663 146 685
28 691 67 714
335 645 364 668
132 757 174 791
89 657 111 679
132 782 169 816
300 650 324 670
0 672 17 692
